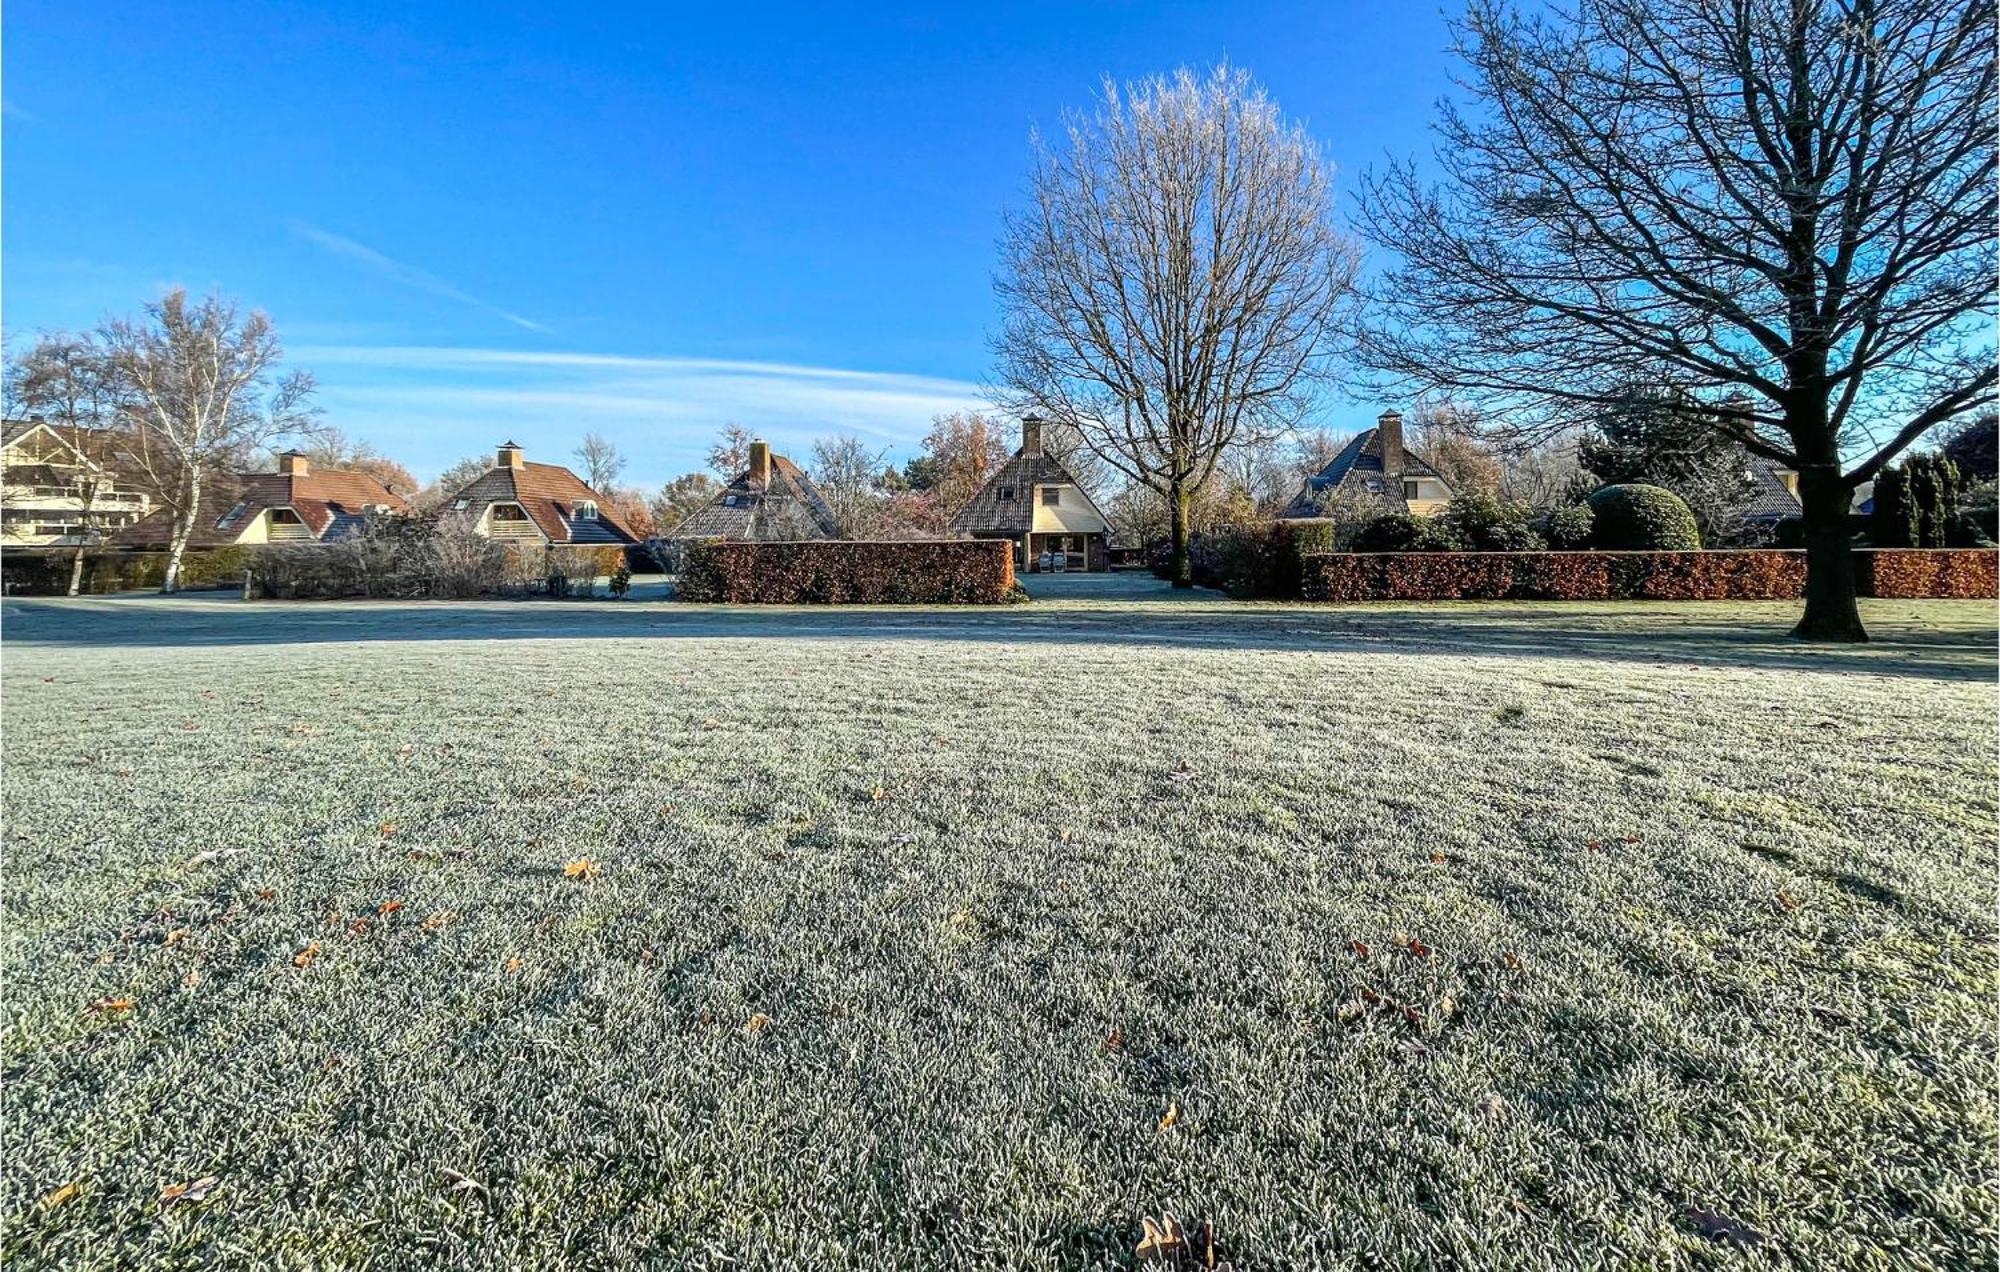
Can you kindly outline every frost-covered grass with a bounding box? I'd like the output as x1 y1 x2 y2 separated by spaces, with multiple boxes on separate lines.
3 589 1995 1268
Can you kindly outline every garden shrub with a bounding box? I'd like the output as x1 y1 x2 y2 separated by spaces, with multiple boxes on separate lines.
1874 454 1963 548
1541 503 1595 550
1351 512 1467 554
1586 484 1701 550
1204 519 1336 597
675 539 1015 604
1298 548 1997 602
1436 493 1546 552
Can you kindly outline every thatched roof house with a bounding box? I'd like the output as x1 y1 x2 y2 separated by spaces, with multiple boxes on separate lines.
947 417 1112 572
668 440 838 541
440 442 639 545
1279 410 1453 519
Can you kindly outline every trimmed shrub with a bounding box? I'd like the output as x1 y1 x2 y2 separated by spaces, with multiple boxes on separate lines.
1586 484 1701 550
1857 548 1999 599
675 539 1015 604
1352 512 1467 554
1542 503 1596 550
1 547 253 595
1437 493 1547 552
1204 519 1337 598
1299 548 1997 602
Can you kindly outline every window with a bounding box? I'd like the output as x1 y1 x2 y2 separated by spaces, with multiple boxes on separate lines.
1364 478 1383 494
724 494 738 507
1040 486 1062 506
573 500 598 521
215 502 248 529
268 508 303 524
998 486 1015 501
1403 480 1421 500
451 498 470 511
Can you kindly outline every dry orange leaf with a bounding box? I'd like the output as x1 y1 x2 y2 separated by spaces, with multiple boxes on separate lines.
349 917 372 935
504 956 522 973
563 857 600 880
256 888 276 903
746 1012 772 1034
870 786 888 802
1502 951 1524 971
1102 1027 1125 1052
378 822 397 837
1136 1214 1186 1261
38 1181 80 1210
1430 852 1448 864
87 997 135 1015
1158 1101 1179 1131
1406 939 1434 959
293 942 321 968
423 910 455 930
1776 890 1800 912
164 928 189 945
182 970 202 990
159 1176 219 1207
377 900 404 916
1347 938 1371 959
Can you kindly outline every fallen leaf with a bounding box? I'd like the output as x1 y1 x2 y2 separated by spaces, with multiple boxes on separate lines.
377 900 404 916
1776 890 1800 912
1392 931 1411 949
182 970 202 989
1405 939 1434 959
1137 1214 1186 1262
1158 1101 1179 1131
1586 840 1604 853
378 822 397 837
1687 1207 1767 1250
1620 834 1645 844
1336 1001 1365 1024
349 917 373 935
1167 759 1199 782
700 717 721 730
1479 1092 1508 1121
1347 938 1371 959
256 888 276 903
38 1181 80 1210
505 956 522 973
422 910 455 930
746 1012 772 1034
293 942 321 968
1401 1004 1423 1025
1438 996 1457 1018
87 997 135 1015
563 858 600 880
159 1176 219 1207
870 786 888 802
1501 951 1524 972
1430 852 1448 864
1102 1027 1125 1052
164 928 189 946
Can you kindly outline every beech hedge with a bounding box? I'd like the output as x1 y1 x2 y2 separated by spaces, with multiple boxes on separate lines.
1299 548 1998 602
676 539 1016 604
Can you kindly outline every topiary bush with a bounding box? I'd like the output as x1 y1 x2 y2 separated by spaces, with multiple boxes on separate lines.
1437 493 1547 552
1542 503 1595 550
1585 484 1701 550
1208 519 1336 597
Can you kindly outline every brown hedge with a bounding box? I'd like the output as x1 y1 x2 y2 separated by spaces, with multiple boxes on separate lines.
1299 549 1997 602
677 539 1016 604
1857 548 1999 599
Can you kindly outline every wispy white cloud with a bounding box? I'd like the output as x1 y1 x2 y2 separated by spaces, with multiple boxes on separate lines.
293 343 993 483
290 223 552 334
2 99 37 123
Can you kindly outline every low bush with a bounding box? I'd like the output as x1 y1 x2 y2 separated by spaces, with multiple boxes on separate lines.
1436 493 1547 552
1351 512 1467 554
1586 484 1702 550
0 547 253 595
676 539 1015 604
244 518 633 600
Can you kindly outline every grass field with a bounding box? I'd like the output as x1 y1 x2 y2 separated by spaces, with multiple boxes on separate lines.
3 582 1995 1268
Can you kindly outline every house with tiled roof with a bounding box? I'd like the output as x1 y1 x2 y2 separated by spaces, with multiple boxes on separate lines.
947 417 1113 572
2 418 158 547
1738 451 1803 526
119 450 407 549
1279 410 1453 520
666 440 838 541
441 442 640 546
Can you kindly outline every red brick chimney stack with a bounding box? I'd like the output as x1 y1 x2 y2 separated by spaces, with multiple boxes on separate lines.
749 439 772 486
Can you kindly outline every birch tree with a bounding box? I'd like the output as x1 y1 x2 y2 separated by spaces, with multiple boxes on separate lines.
993 63 1359 585
1355 0 1995 640
573 432 625 492
101 291 319 592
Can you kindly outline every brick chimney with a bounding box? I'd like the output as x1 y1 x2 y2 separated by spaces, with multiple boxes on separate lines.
748 439 772 486
1376 409 1405 477
1021 415 1044 458
496 440 524 469
276 450 310 477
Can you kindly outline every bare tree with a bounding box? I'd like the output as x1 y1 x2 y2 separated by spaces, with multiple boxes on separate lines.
706 423 754 479
651 472 720 535
280 427 418 495
994 63 1360 585
1405 399 1504 495
4 332 141 594
412 454 492 513
809 434 890 537
573 432 625 492
101 291 319 592
1355 0 1995 640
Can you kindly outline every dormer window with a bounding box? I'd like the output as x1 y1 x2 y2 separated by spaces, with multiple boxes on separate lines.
1403 480 1421 500
452 498 470 511
573 500 599 521
1040 486 1062 506
998 486 1016 501
215 502 247 529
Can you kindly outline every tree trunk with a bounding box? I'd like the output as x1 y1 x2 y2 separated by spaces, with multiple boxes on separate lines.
1792 461 1866 642
1169 478 1193 588
162 470 200 595
67 545 88 597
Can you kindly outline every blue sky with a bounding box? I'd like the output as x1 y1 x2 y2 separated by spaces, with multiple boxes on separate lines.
4 1 1456 486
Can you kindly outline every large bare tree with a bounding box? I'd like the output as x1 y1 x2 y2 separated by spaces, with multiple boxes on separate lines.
101 291 319 592
1356 0 1995 640
573 432 626 492
993 63 1359 585
4 332 138 595
809 434 890 537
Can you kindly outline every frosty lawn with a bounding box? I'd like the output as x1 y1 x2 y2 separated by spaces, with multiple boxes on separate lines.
2 588 1994 1267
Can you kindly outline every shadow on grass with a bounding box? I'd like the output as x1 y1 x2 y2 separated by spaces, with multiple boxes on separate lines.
2 590 1993 683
